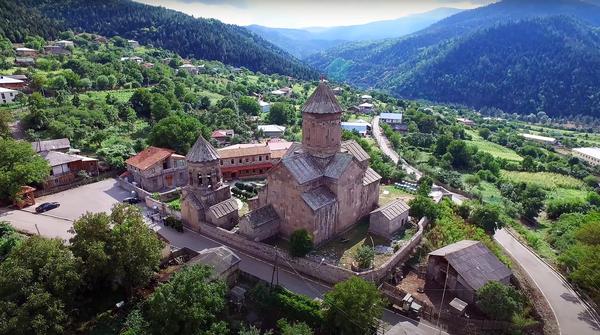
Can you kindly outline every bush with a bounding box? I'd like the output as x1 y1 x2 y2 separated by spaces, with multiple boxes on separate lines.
546 198 589 220
354 245 375 269
476 281 523 321
164 216 183 232
289 229 313 257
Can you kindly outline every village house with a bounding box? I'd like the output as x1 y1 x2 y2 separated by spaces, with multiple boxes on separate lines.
211 129 235 145
573 147 600 166
15 47 37 57
55 40 74 48
0 76 26 90
259 100 271 113
186 246 241 286
15 57 35 67
0 88 18 104
426 240 512 304
258 124 286 138
368 199 410 240
360 94 373 102
241 82 382 245
271 87 292 97
120 56 143 63
341 120 371 137
217 144 273 180
457 117 476 127
32 138 71 153
39 151 99 190
380 112 405 131
124 147 188 192
127 39 140 48
359 102 374 114
44 45 71 56
332 87 343 95
180 136 239 230
179 63 200 75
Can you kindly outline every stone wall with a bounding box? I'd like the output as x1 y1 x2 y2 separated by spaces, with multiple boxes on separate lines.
118 177 180 201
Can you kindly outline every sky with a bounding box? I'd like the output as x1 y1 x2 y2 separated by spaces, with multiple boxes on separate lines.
134 0 494 28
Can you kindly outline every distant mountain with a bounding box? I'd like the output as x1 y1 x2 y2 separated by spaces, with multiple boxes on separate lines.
247 7 462 58
307 0 600 116
10 0 317 79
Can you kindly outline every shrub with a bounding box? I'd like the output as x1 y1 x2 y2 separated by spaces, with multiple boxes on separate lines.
354 245 375 269
476 281 523 321
546 198 589 220
289 229 313 257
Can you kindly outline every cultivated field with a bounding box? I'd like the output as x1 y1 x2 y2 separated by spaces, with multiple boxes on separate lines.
501 170 585 190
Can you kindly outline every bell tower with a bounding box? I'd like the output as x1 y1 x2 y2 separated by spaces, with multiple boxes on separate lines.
185 136 222 193
301 81 343 158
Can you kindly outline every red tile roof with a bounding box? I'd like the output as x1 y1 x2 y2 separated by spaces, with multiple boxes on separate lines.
126 147 174 171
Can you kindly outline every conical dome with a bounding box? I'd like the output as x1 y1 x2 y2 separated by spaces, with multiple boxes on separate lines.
186 136 219 163
302 82 343 115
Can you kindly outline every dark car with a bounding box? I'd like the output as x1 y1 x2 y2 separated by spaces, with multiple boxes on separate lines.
35 202 60 213
122 197 140 204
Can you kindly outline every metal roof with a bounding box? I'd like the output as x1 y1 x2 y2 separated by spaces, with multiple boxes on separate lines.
40 151 81 167
370 198 409 220
31 138 71 153
186 136 220 163
341 140 370 162
188 246 240 277
301 82 343 115
380 112 403 120
208 198 238 219
258 124 286 133
301 186 337 211
281 153 323 184
323 153 353 179
0 76 24 84
573 147 600 160
363 167 382 186
429 240 512 291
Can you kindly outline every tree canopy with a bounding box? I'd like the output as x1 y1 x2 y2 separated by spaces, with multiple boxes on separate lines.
0 138 49 201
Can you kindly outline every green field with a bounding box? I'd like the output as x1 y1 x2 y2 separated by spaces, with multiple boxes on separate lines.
467 131 522 161
501 170 585 190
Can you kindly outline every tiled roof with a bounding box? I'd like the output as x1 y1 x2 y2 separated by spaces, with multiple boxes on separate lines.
31 138 71 152
363 167 381 186
371 199 409 220
187 136 220 163
126 146 173 171
301 186 337 211
341 140 370 162
323 153 353 179
302 82 343 115
429 240 512 291
40 151 81 167
217 145 270 159
208 198 239 219
282 153 322 185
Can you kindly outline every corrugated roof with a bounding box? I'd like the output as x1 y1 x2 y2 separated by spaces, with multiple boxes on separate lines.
0 76 24 84
363 167 382 186
40 151 81 167
217 145 270 159
187 136 220 163
208 198 239 219
258 124 286 133
245 205 280 228
188 246 240 276
371 198 409 220
380 112 403 120
126 146 173 171
302 82 343 115
341 140 370 162
301 186 337 211
282 153 323 184
323 153 353 179
31 138 71 152
429 240 512 291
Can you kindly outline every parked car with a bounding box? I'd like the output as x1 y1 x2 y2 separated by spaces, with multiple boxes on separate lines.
122 197 140 204
35 202 60 213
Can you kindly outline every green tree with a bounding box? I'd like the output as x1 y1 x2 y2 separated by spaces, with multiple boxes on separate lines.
149 113 208 154
0 109 11 138
130 88 153 118
269 102 295 125
0 138 49 201
277 319 313 335
150 94 172 121
238 96 260 116
323 277 385 335
289 229 313 257
0 237 80 335
354 245 375 269
141 265 228 335
476 281 523 321
408 196 439 220
521 184 546 220
95 75 110 90
478 128 491 140
416 176 433 196
470 204 504 233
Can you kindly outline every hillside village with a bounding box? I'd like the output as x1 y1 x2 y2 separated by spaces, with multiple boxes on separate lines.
1 19 600 335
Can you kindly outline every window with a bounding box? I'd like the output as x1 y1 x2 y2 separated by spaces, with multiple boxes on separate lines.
231 159 234 164
259 156 262 161
239 158 242 163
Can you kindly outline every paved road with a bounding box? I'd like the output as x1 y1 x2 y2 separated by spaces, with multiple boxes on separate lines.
495 229 600 335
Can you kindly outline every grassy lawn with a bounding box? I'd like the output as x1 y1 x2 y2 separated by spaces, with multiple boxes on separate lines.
379 184 414 206
196 89 224 104
466 131 522 161
476 180 504 205
501 170 584 190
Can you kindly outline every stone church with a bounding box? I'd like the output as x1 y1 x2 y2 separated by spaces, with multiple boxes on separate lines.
241 82 381 245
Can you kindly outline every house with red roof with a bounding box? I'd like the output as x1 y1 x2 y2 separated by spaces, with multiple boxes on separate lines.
211 129 235 145
125 146 188 192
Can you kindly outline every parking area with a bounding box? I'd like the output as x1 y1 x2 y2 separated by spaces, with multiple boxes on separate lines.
0 179 132 240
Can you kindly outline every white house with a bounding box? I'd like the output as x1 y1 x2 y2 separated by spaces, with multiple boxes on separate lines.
259 100 271 113
120 56 144 63
179 63 200 75
520 133 557 145
341 120 370 136
271 87 292 97
0 87 18 104
573 148 600 167
359 102 374 113
128 39 140 48
55 40 74 48
258 124 286 138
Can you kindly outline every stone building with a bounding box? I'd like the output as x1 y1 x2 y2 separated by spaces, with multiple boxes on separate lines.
368 199 410 239
186 246 241 286
242 82 381 245
125 147 188 192
181 136 239 230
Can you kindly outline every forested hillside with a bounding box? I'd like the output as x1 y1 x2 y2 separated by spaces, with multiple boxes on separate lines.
307 0 600 116
11 0 317 79
0 0 60 42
